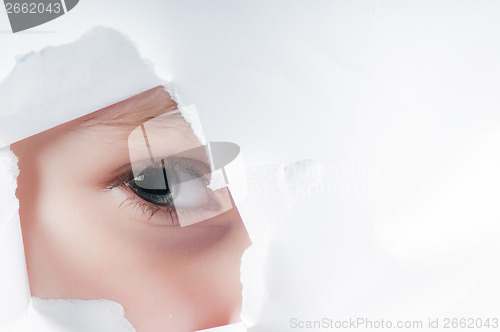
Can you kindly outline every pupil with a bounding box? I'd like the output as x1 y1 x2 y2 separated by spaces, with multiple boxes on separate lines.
137 167 170 191
128 166 174 206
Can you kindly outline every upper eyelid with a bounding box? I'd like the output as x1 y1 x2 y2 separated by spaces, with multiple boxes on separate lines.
101 156 212 191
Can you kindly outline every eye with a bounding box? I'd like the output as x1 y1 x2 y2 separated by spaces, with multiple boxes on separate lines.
109 157 220 226
125 160 176 207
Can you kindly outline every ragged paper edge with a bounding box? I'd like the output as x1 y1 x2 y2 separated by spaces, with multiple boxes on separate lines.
0 26 163 149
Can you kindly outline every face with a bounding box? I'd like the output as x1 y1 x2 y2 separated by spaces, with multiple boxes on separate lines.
11 86 251 332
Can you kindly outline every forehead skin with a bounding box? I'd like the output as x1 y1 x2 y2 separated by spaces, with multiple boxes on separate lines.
12 85 186 152
79 85 179 130
79 86 183 131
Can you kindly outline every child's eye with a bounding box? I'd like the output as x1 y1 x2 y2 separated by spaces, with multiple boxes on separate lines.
113 157 219 226
125 161 176 207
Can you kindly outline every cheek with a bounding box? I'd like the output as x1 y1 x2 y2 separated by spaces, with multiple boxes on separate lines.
34 185 249 331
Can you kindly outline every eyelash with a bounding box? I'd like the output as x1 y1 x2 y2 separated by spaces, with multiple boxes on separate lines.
118 194 180 225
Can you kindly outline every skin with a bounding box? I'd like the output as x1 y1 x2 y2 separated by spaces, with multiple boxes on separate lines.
11 87 251 332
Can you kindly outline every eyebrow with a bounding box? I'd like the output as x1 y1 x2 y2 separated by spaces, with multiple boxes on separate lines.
77 86 183 130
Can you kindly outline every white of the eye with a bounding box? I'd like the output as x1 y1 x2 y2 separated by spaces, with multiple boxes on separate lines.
170 171 207 208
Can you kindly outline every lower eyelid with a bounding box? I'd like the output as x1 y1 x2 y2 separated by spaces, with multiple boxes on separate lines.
115 185 180 226
114 180 226 227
